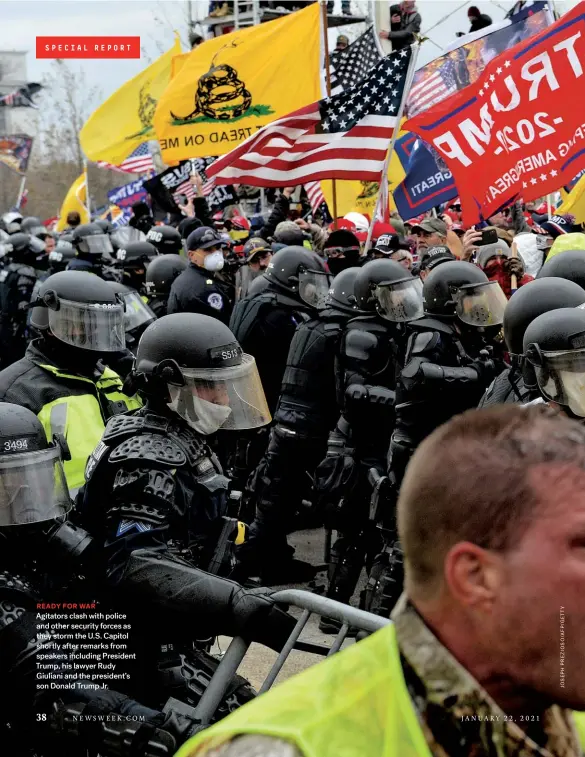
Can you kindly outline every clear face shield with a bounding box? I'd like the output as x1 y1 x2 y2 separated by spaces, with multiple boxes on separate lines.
167 354 271 435
373 277 424 322
532 348 585 418
47 298 126 352
0 446 71 527
453 281 508 327
121 291 156 333
79 234 114 255
111 227 147 248
298 269 332 310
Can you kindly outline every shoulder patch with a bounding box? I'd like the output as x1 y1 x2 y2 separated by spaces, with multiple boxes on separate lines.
207 292 224 310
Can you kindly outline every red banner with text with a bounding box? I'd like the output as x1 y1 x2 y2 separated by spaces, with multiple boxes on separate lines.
405 2 585 225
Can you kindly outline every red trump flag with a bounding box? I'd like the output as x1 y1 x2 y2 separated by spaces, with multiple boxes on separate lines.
405 2 585 225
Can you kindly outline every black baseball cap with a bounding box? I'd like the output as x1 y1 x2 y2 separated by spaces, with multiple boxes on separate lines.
419 245 456 271
186 226 223 251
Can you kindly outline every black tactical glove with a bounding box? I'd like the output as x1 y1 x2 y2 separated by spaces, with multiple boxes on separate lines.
230 586 296 651
470 351 497 386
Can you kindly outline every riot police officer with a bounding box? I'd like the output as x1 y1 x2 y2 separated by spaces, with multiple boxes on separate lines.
523 306 585 418
479 277 585 406
316 259 424 623
0 232 45 369
79 312 274 581
47 236 76 274
388 261 507 489
106 280 157 349
227 246 330 516
235 267 365 582
67 222 118 280
230 245 331 415
20 215 46 237
0 271 142 495
146 224 183 255
144 254 188 317
115 240 158 293
168 226 233 324
0 402 200 757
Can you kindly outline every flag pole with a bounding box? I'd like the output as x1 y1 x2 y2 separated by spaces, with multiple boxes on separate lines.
363 40 422 255
547 193 553 218
321 0 339 229
84 157 91 219
15 175 27 209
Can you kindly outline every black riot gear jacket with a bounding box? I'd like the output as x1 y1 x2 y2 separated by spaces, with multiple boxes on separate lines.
229 286 313 415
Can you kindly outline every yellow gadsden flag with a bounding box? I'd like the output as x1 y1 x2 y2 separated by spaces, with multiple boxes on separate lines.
80 35 181 165
558 173 585 224
55 174 89 232
153 3 321 163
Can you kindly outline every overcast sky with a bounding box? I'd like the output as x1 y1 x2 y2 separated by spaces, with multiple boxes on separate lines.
0 0 574 107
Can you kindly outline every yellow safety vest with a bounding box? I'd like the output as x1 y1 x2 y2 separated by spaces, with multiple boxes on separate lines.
177 624 585 757
37 365 142 494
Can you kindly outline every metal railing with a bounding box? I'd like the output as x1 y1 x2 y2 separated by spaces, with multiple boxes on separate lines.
191 589 390 725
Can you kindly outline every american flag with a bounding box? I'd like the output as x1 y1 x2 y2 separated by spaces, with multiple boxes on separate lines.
172 175 215 204
97 143 155 175
329 26 382 96
406 58 458 118
304 181 325 214
208 47 413 187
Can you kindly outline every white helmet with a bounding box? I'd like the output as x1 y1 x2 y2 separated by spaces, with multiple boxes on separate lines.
2 211 23 226
343 212 369 232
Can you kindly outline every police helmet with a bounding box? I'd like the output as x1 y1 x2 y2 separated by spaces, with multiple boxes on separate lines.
247 273 270 297
30 271 125 353
134 313 271 435
72 223 114 256
115 240 158 269
2 211 22 233
146 225 183 255
265 246 331 309
0 403 71 527
145 254 188 297
94 219 114 234
325 267 365 315
354 259 423 322
503 277 585 355
20 216 46 237
105 280 156 346
523 307 585 417
4 232 46 264
48 238 76 272
536 249 585 290
422 260 507 327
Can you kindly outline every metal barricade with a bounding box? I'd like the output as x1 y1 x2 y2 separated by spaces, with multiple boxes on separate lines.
191 589 390 726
